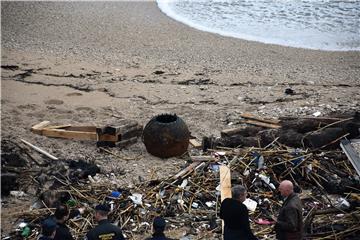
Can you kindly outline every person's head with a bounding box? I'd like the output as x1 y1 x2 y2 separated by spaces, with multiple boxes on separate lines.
232 185 247 202
94 204 110 222
153 216 166 234
54 205 70 223
41 218 57 238
278 180 294 197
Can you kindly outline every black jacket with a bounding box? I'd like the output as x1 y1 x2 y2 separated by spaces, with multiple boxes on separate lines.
220 198 257 240
275 193 303 240
85 219 125 240
38 237 53 240
53 222 74 240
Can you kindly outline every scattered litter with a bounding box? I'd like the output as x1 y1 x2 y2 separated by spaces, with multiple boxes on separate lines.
129 193 143 206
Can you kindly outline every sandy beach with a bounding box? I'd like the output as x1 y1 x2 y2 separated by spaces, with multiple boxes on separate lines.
1 1 360 239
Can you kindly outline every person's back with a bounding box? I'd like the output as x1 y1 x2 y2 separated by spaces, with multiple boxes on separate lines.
86 219 124 240
220 185 257 240
85 204 125 240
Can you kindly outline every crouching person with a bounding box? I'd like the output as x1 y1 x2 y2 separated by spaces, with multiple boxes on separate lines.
85 204 125 240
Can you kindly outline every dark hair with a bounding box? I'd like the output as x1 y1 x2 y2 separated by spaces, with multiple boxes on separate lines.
55 205 69 220
153 216 166 233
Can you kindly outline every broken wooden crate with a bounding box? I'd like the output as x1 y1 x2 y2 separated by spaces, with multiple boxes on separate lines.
31 120 143 147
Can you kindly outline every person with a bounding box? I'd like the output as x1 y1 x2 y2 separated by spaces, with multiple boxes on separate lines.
220 185 257 240
53 205 74 240
85 204 125 240
273 180 303 240
145 216 174 240
39 218 57 240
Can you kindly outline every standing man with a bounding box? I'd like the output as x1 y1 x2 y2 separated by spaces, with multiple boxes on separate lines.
273 180 303 240
85 204 125 240
220 185 257 240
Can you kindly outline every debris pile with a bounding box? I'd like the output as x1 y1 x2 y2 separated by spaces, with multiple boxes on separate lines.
2 113 360 239
5 145 360 239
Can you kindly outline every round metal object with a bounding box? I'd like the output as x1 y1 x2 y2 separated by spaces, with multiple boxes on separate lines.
143 114 190 158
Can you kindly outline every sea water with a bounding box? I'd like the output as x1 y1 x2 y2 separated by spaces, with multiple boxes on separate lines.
157 0 360 51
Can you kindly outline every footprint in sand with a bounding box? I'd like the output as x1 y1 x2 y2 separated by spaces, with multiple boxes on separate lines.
75 106 94 112
66 92 83 97
44 99 64 105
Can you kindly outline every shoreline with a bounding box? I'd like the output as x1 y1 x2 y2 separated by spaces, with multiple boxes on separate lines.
156 0 360 52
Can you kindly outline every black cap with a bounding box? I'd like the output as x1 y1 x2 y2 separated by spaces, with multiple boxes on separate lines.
42 218 57 232
95 204 110 212
153 216 166 228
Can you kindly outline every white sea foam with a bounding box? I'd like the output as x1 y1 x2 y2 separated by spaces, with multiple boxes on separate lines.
157 0 360 51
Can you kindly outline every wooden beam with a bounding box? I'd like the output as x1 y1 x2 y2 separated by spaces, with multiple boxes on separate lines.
219 165 232 201
240 112 280 124
220 165 232 237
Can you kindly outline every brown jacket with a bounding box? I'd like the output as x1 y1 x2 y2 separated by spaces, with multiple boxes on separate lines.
275 193 303 240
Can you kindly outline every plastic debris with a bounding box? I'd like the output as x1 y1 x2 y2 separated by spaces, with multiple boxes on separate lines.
243 198 258 212
129 193 143 206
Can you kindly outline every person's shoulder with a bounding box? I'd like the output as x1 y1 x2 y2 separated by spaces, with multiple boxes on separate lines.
221 198 233 205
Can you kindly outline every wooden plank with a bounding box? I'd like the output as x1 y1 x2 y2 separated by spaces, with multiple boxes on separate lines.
189 139 202 148
46 124 72 129
219 165 232 201
240 112 280 124
340 139 360 177
241 119 281 129
98 133 119 142
41 129 97 141
31 121 51 134
220 165 232 237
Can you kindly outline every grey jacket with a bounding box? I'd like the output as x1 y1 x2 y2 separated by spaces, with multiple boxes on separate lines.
275 193 303 240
